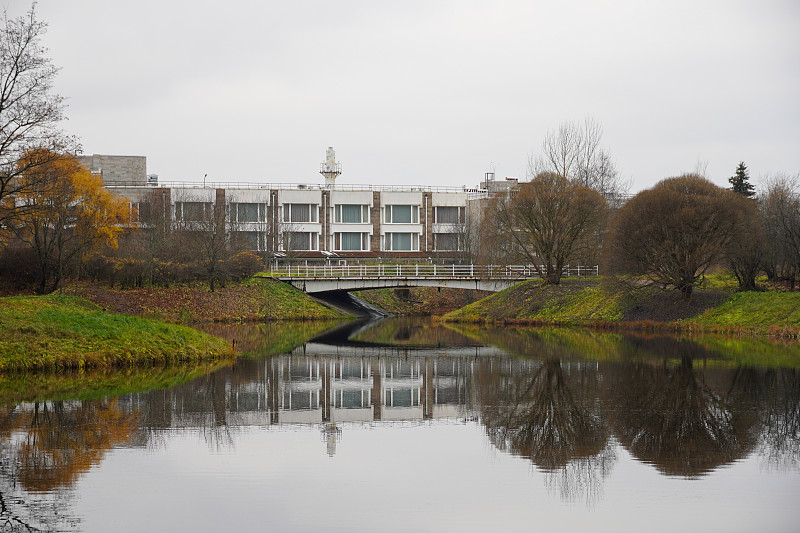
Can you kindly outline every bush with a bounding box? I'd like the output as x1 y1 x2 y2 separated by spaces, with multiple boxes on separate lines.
225 251 264 281
0 245 38 290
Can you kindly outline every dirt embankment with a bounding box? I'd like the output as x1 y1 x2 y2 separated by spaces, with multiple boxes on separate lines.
74 279 343 323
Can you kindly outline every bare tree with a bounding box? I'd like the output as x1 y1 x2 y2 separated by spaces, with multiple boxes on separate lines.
606 174 740 300
759 173 800 288
173 190 232 292
485 172 608 284
726 192 767 291
531 117 628 200
135 188 172 286
0 3 76 228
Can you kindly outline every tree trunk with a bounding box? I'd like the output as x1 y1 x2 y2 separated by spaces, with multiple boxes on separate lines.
679 283 693 301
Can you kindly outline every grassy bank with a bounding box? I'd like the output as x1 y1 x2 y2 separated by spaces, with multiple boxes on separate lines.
0 360 230 404
441 277 800 336
355 286 490 316
78 277 346 322
0 295 235 371
442 322 800 368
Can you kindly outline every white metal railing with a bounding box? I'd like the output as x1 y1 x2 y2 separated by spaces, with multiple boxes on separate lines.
271 264 598 279
107 181 480 194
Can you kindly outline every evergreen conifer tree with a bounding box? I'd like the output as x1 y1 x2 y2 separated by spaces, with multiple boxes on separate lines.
729 162 755 197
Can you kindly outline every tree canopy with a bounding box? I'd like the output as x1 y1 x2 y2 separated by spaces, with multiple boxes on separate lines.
12 150 130 293
729 162 755 197
606 174 741 299
484 172 607 284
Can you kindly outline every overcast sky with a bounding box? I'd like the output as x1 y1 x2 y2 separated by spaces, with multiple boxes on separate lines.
8 0 800 192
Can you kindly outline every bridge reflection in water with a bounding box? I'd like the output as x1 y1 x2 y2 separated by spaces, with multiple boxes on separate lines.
112 322 800 480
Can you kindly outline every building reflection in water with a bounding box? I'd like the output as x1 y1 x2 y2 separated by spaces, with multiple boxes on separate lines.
111 340 800 489
1 331 797 530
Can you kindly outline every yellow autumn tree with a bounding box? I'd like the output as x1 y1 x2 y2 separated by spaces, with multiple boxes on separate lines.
12 149 131 293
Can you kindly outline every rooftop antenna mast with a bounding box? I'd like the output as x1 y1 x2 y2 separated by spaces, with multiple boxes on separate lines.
485 162 496 190
320 147 341 188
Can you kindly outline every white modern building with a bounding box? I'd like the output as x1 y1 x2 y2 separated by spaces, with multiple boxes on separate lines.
86 149 503 261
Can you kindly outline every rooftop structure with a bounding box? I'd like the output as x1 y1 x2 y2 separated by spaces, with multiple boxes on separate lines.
78 154 147 186
320 147 341 188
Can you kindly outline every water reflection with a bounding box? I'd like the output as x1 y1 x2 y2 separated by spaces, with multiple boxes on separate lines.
0 319 798 530
606 356 758 477
112 322 800 484
0 399 138 531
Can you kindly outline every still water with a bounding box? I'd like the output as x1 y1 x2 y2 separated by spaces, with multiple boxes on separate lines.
1 319 799 532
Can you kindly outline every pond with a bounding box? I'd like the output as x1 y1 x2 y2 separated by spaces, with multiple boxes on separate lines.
1 318 799 532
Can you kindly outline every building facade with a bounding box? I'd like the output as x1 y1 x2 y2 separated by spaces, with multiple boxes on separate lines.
88 152 504 261
106 181 484 261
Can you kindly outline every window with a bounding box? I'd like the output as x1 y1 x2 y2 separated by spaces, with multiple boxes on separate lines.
236 203 265 222
236 231 260 250
435 206 464 224
285 231 318 251
283 203 317 223
384 388 419 407
175 202 210 221
434 233 460 251
384 205 418 224
335 204 369 223
383 232 419 251
336 232 369 251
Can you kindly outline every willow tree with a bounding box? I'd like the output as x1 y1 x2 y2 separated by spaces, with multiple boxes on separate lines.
606 174 740 300
486 172 607 284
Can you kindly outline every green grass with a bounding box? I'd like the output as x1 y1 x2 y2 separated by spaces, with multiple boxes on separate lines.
532 285 624 322
684 292 800 330
442 278 624 323
0 294 234 371
443 276 800 336
249 278 346 320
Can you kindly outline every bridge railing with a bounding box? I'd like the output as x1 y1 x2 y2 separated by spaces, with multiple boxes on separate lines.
271 264 598 279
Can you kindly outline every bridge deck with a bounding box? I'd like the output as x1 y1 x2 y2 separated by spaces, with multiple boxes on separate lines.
269 264 598 293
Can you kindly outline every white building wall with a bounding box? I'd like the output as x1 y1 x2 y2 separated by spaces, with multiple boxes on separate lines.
278 189 322 205
330 191 374 206
431 192 467 206
171 188 216 203
227 189 271 204
381 191 423 205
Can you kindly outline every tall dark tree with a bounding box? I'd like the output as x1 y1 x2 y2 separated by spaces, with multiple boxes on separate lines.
729 162 755 198
606 174 740 300
484 172 608 284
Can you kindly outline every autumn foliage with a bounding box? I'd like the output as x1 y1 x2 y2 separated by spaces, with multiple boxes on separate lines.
11 149 131 293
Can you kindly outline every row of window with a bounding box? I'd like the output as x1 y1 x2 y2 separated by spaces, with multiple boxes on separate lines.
168 202 464 225
229 231 463 252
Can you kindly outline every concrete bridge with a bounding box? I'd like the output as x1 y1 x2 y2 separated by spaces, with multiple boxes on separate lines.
270 264 598 294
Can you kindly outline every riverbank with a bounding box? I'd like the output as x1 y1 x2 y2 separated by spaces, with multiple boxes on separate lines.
76 277 346 322
440 277 800 337
0 295 235 371
355 286 491 316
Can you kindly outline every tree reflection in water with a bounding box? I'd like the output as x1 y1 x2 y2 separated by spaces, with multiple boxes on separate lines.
756 369 800 469
0 399 139 531
0 322 798 525
607 356 757 477
477 358 615 502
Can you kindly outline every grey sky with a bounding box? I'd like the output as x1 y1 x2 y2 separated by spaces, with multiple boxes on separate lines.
9 0 800 192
